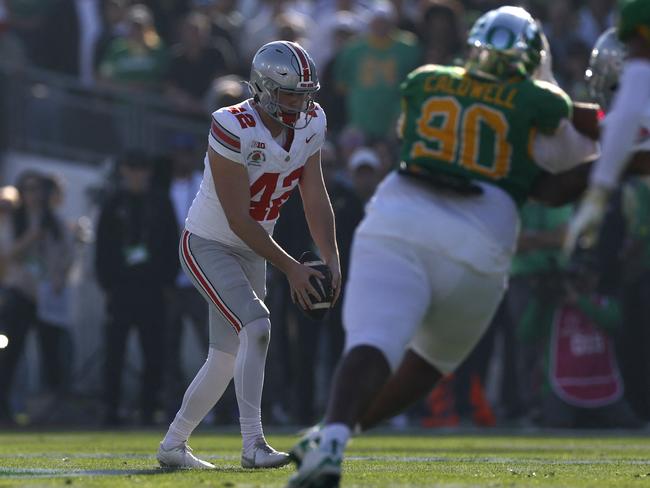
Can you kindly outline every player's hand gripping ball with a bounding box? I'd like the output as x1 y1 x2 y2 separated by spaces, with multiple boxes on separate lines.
296 251 334 321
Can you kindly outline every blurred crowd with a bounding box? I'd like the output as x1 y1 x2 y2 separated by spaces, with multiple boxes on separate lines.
0 0 648 430
0 0 616 130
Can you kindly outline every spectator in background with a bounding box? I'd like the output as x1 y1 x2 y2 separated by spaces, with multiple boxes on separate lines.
95 150 179 425
334 0 421 139
0 185 19 410
561 39 592 100
141 0 191 45
2 0 49 60
0 0 26 152
94 0 130 73
308 0 368 70
266 142 365 425
337 126 366 169
544 0 581 77
519 252 642 428
275 11 310 49
389 0 421 34
370 138 398 174
619 177 650 421
75 0 103 85
507 203 574 422
265 187 322 425
7 0 102 83
417 0 465 66
576 0 616 48
347 146 384 203
163 133 209 419
203 74 246 114
35 174 76 395
0 1 26 70
319 141 364 401
97 3 169 93
240 0 313 61
422 314 499 428
316 11 362 137
5 0 55 70
166 11 231 116
0 185 19 283
0 171 74 424
192 0 243 75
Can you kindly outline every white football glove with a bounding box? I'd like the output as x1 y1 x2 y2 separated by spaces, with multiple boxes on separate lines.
563 185 611 259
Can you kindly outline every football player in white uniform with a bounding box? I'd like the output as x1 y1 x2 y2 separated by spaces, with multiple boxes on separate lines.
564 0 650 256
285 7 601 487
157 41 341 470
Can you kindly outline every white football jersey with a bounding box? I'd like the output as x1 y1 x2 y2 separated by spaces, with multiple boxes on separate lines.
601 103 650 153
185 99 327 249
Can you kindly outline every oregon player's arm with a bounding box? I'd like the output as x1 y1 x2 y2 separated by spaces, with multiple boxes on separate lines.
531 152 650 206
571 102 601 140
531 81 600 174
533 120 600 174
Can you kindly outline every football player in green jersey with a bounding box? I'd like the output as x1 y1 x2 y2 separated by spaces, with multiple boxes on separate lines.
565 0 650 256
285 6 600 488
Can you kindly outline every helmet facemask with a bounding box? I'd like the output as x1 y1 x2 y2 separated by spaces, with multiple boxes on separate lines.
465 6 543 80
250 77 318 130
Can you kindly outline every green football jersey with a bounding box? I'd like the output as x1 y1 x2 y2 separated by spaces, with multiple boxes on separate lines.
399 65 571 206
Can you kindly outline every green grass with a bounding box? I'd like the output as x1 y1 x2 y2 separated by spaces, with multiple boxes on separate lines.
0 430 649 487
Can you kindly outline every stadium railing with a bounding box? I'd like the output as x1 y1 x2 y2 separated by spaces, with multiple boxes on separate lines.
0 63 207 164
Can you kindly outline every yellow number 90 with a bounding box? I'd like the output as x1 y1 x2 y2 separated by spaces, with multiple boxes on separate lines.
410 96 512 180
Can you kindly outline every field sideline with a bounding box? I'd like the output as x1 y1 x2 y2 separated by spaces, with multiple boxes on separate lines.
1 430 649 487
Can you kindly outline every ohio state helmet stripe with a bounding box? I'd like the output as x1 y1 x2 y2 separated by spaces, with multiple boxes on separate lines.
181 230 242 333
283 41 311 83
211 118 241 153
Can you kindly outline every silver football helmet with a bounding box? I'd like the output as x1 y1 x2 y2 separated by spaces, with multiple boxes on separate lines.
466 6 543 80
585 28 626 112
248 41 320 130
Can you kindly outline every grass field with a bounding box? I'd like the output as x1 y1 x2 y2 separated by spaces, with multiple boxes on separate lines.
1 430 649 487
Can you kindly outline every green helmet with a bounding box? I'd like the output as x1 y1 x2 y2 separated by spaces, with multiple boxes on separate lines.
466 6 543 80
585 28 626 111
618 0 650 43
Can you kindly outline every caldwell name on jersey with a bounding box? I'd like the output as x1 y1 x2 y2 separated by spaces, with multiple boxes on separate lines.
185 100 327 249
357 64 597 275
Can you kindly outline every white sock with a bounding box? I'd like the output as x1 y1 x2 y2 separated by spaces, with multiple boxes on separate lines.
319 423 351 458
234 318 271 451
162 348 236 450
